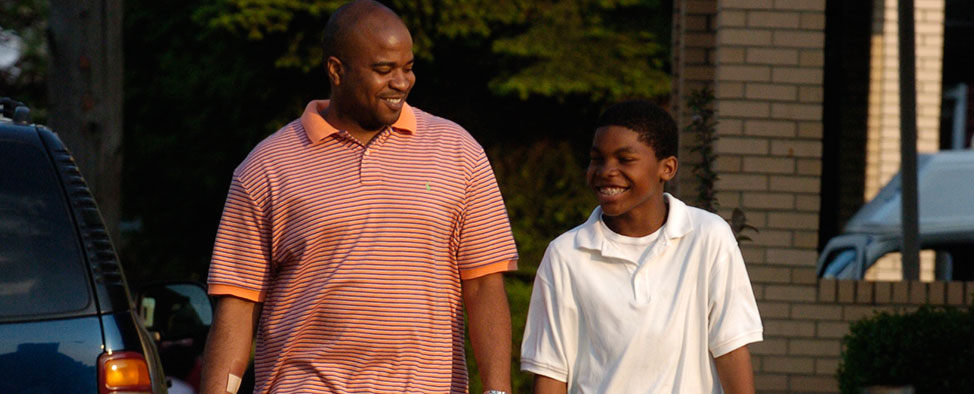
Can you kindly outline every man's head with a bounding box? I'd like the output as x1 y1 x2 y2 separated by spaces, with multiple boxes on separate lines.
322 0 415 133
587 100 678 222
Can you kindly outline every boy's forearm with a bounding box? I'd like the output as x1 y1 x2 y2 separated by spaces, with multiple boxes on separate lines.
714 346 756 394
533 374 568 394
462 272 513 393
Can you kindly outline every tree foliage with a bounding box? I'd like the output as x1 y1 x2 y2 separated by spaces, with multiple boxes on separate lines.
0 0 49 121
194 0 670 102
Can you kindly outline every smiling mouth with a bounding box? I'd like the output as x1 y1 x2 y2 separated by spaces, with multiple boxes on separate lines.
383 97 403 104
597 186 628 196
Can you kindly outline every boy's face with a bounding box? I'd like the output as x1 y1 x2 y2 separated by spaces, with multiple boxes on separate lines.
586 125 677 222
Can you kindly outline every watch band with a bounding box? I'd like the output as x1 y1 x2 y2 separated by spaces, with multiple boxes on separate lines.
483 391 509 394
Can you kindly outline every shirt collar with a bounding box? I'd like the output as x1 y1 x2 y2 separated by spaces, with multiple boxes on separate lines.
300 99 417 144
575 193 693 255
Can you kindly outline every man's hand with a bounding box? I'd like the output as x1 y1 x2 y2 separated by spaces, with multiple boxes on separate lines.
462 272 513 393
199 296 261 394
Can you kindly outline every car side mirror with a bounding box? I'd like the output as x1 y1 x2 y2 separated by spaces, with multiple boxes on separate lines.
137 282 213 342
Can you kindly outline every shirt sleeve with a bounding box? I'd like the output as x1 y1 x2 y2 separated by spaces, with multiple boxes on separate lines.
207 170 274 302
455 149 518 279
707 224 764 358
520 245 573 383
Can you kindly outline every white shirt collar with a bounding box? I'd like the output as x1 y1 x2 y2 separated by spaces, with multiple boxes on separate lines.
575 193 694 261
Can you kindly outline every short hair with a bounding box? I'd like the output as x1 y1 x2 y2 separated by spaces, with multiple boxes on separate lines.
321 0 400 63
596 100 678 159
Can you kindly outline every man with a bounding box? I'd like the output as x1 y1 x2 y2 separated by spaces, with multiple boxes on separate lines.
200 1 518 393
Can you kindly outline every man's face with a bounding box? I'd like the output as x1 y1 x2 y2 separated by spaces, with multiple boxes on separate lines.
586 125 673 221
333 22 415 132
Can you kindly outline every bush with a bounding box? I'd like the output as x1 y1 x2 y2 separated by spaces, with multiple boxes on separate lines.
838 304 974 394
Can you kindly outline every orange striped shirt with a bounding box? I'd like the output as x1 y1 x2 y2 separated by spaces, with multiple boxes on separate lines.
207 100 518 393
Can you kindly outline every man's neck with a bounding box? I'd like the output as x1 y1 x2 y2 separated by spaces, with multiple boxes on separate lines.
320 105 385 144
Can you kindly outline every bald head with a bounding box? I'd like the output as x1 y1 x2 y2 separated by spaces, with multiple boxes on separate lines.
322 0 408 63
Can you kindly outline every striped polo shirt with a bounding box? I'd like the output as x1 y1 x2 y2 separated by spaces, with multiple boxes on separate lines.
207 100 519 393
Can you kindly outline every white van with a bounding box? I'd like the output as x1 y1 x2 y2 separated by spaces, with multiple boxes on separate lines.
817 150 974 280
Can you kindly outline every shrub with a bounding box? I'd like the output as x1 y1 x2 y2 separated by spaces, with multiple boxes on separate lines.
838 304 974 394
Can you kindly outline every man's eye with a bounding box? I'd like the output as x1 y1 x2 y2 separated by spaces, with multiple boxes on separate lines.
375 68 392 74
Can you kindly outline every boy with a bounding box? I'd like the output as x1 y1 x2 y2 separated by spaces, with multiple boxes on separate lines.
520 100 763 393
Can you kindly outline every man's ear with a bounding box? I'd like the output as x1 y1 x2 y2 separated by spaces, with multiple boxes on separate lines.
325 56 344 86
658 156 678 182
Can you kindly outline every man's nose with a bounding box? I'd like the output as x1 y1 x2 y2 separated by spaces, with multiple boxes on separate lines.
390 70 410 91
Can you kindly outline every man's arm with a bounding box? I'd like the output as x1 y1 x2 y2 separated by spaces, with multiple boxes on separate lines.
533 374 568 394
200 295 261 394
714 345 756 394
462 272 512 393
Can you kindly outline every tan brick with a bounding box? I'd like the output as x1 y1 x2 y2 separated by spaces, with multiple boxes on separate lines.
774 0 825 11
755 373 789 390
748 11 801 28
684 14 709 31
856 281 874 303
816 357 841 375
946 281 965 305
763 356 815 373
716 81 745 98
909 281 928 304
722 0 773 9
718 65 772 82
793 230 819 248
967 282 974 305
799 86 824 103
749 265 793 283
928 281 945 305
796 159 821 176
745 120 796 137
800 12 826 29
719 29 773 46
743 192 795 209
874 281 892 303
684 32 716 47
746 83 798 101
718 10 747 27
792 304 842 320
892 281 910 303
720 100 771 117
766 248 818 265
769 175 820 193
791 375 839 392
817 321 850 339
684 65 715 80
844 305 887 321
765 284 817 301
789 338 840 356
793 267 818 284
743 157 796 174
682 48 708 64
753 283 765 300
797 121 823 138
772 67 824 84
751 338 788 355
771 139 822 158
716 137 769 154
773 31 824 48
717 47 746 63
799 49 825 67
772 103 822 121
742 245 767 263
767 212 818 230
837 280 855 303
717 174 769 191
715 155 743 172
716 118 744 135
818 280 836 302
766 320 816 337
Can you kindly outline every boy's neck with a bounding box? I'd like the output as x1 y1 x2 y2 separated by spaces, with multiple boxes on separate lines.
602 198 669 237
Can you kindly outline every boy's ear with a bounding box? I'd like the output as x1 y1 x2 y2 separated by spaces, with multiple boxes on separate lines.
658 156 678 182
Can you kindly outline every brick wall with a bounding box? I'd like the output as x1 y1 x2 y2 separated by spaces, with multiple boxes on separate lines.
666 0 971 392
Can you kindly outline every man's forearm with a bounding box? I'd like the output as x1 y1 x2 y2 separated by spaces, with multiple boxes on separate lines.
714 345 756 394
200 296 261 394
462 272 513 393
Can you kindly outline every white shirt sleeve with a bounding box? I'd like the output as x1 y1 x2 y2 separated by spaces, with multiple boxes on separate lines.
520 245 575 383
707 224 764 358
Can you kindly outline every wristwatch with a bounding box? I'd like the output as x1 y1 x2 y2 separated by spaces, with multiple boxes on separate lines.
483 391 509 394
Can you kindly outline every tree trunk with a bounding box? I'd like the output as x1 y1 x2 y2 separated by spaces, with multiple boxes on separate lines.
47 0 124 245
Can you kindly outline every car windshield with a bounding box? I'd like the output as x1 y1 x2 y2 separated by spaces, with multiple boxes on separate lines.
0 140 91 319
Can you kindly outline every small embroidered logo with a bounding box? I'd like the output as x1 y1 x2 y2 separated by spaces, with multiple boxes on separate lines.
425 181 431 191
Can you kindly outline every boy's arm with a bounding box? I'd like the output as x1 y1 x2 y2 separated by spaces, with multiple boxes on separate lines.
714 345 756 394
462 272 513 393
533 374 568 394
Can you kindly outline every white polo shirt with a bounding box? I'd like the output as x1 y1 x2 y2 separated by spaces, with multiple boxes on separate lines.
520 194 763 393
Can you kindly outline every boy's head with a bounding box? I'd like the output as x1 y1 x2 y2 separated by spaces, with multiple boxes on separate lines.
587 100 679 232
